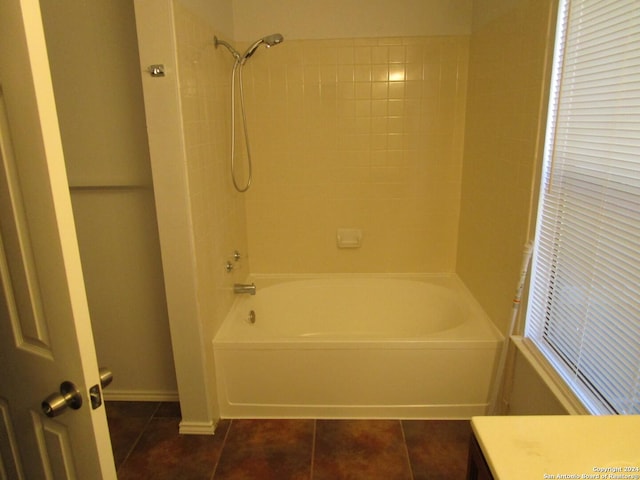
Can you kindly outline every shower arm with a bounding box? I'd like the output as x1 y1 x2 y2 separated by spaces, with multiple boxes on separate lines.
214 36 241 62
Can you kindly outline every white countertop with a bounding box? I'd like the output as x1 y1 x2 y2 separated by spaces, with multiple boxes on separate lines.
471 415 640 480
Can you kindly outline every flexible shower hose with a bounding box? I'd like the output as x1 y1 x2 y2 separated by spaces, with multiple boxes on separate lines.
230 59 253 192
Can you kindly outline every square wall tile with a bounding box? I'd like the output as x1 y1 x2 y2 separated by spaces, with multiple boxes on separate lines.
244 36 470 273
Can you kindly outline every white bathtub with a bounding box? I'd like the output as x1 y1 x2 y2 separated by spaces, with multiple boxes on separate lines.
213 274 503 419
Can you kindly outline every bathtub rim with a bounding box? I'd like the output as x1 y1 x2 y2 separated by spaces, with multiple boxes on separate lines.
213 272 504 349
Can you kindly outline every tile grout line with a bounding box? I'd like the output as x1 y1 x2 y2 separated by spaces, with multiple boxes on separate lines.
309 419 317 480
399 420 416 480
115 402 161 474
210 418 234 480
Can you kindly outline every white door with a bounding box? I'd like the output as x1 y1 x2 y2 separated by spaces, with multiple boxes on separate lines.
0 1 116 478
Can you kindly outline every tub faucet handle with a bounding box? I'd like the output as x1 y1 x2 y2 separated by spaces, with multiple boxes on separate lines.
234 283 256 295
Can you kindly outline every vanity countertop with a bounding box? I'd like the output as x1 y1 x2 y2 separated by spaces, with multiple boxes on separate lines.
471 415 640 480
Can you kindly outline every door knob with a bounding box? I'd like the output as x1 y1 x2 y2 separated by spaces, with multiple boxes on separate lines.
41 381 82 418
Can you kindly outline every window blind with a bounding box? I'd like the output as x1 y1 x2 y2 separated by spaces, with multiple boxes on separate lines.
525 0 640 415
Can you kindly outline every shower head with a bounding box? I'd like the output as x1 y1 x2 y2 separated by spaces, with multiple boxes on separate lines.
241 33 284 63
263 33 284 47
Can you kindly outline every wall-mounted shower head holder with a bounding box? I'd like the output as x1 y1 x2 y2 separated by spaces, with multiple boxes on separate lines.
214 36 241 61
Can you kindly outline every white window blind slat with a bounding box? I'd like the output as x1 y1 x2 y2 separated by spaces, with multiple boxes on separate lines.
565 37 640 69
574 1 629 21
566 24 638 53
525 0 640 415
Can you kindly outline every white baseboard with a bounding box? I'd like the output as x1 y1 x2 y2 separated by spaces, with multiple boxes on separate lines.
178 420 216 435
103 390 179 402
104 390 222 436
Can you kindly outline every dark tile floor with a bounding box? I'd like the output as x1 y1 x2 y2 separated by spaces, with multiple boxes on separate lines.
106 401 472 479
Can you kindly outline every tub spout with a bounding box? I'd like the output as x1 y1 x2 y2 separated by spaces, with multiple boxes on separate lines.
234 283 256 295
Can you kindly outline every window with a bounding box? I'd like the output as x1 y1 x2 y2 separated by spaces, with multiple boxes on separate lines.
525 0 640 415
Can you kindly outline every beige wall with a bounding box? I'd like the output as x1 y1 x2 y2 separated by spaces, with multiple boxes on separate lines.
457 0 556 333
457 0 563 414
507 341 571 415
40 0 177 398
232 0 472 39
179 0 234 38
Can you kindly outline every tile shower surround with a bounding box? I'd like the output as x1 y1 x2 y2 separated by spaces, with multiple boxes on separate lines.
236 36 469 273
108 401 471 479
